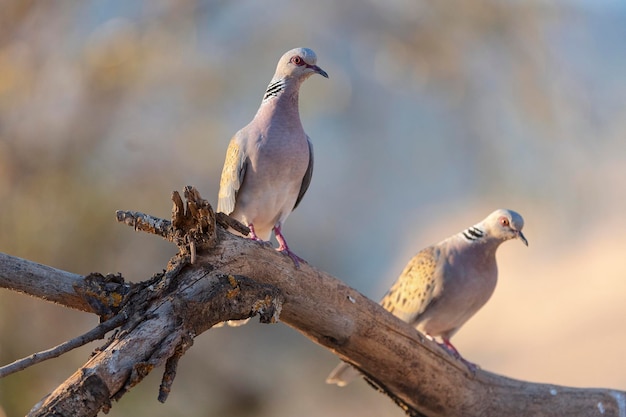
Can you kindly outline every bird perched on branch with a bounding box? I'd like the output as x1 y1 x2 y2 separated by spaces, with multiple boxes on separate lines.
217 47 328 267
327 209 528 386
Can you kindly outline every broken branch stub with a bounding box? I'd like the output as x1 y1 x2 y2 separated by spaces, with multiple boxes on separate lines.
118 186 247 262
173 186 217 253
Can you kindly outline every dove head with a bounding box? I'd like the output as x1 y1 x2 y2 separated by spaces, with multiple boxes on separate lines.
482 209 528 246
273 47 328 81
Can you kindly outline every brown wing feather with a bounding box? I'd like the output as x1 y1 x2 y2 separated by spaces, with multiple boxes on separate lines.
380 246 441 325
217 137 247 215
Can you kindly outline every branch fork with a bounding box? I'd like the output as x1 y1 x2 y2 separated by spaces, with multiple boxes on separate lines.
3 187 283 417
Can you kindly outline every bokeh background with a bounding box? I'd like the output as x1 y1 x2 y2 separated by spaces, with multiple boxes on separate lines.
1 1 625 416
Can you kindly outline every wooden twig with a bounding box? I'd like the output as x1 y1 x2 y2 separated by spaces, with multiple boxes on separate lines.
115 210 173 240
0 253 93 313
158 333 193 403
216 211 250 235
0 313 127 378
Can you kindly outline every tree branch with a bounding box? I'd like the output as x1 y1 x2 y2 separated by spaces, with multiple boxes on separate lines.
27 267 283 417
0 313 126 378
191 233 626 417
0 253 93 313
113 189 626 417
2 187 625 417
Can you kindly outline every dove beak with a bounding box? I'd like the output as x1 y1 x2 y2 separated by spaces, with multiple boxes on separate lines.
308 64 328 78
517 230 529 247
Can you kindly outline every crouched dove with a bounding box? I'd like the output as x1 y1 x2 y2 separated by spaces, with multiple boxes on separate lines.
217 47 328 267
326 209 528 386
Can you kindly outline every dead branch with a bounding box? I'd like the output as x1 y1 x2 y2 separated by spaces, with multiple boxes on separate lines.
0 313 126 378
28 265 282 417
0 252 94 313
1 186 625 417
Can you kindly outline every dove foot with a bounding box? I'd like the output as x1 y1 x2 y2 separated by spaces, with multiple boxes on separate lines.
246 224 275 248
440 338 462 359
440 338 479 374
462 359 480 375
274 225 304 268
278 247 304 268
247 224 262 241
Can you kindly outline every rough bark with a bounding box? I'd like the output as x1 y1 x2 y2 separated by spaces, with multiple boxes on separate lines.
0 253 92 313
27 264 282 417
0 187 624 417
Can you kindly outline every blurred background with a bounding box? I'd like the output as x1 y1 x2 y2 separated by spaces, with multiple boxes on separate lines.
1 0 625 416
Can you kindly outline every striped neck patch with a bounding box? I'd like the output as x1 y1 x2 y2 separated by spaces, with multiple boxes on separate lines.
462 226 485 241
263 79 287 101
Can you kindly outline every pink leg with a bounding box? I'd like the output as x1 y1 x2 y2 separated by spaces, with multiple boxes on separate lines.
440 338 479 373
247 224 262 241
273 225 304 268
247 224 274 248
441 338 461 358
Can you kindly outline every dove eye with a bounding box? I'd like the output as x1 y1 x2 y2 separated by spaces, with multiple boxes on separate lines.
499 217 510 227
291 56 304 66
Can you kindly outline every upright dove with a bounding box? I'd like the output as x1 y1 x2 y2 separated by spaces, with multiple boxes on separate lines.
326 209 528 386
217 47 328 266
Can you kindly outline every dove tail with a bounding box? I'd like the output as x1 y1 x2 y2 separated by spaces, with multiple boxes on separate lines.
326 362 361 387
